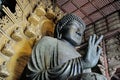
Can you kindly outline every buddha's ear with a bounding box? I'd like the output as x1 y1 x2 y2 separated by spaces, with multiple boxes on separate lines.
54 22 61 39
58 33 62 39
57 28 63 39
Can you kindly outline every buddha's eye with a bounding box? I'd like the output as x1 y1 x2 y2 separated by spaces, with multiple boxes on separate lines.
76 31 81 36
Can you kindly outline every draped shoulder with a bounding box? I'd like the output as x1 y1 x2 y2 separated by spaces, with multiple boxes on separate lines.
37 36 57 47
26 36 59 79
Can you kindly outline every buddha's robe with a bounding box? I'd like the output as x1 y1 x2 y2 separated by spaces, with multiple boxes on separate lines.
25 36 83 80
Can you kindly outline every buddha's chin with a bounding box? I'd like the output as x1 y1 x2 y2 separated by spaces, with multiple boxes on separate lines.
72 41 81 47
73 40 81 46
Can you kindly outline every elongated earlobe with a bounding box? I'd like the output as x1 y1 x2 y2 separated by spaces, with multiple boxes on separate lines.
58 33 62 39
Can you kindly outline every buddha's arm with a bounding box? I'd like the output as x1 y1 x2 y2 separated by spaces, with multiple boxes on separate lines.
26 57 88 80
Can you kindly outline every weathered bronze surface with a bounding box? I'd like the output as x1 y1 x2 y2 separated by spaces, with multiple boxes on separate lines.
20 14 107 80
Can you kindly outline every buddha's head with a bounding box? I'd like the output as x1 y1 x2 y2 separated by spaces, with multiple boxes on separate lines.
54 14 86 46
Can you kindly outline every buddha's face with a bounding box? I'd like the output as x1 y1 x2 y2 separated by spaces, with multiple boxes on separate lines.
62 20 85 47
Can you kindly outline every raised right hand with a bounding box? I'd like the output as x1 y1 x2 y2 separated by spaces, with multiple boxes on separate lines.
82 34 103 69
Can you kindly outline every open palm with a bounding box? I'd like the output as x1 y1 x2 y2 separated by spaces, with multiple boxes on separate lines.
83 34 103 69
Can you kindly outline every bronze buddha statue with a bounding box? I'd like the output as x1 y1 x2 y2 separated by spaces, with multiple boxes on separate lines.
20 14 107 80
